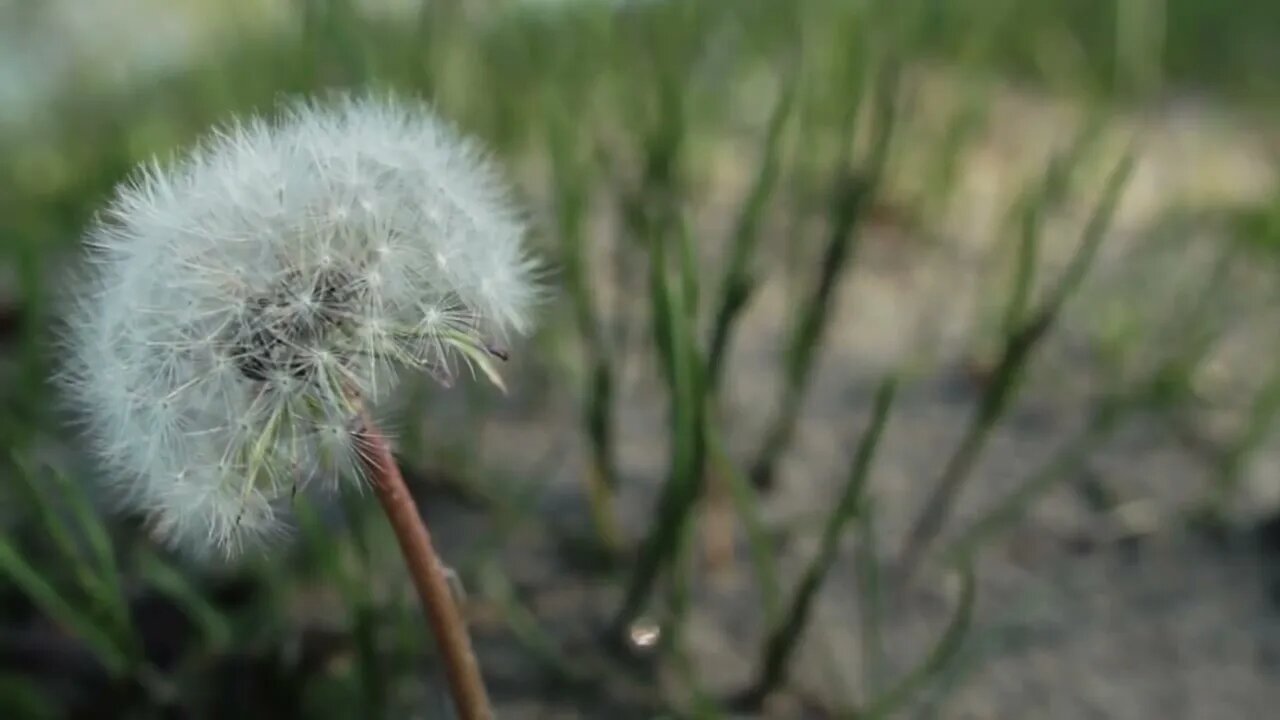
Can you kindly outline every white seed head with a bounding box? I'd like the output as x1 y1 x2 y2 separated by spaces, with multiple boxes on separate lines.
59 95 540 559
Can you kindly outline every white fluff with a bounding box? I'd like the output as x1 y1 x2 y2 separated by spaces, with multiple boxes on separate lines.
60 95 539 558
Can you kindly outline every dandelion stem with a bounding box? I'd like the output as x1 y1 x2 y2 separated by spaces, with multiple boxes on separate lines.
356 411 492 720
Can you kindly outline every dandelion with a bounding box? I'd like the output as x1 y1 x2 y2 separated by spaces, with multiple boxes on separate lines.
62 95 539 719
63 94 538 556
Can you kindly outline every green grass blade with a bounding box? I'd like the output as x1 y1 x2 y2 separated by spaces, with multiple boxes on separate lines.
45 465 132 638
705 72 797 387
0 533 129 676
7 455 132 647
549 105 623 548
858 561 976 720
708 427 782 627
613 52 710 631
1044 150 1137 310
135 550 232 652
1002 117 1105 334
477 559 589 687
940 398 1128 566
304 492 387 718
898 150 1134 582
750 57 900 491
855 504 888 696
614 218 707 633
0 674 58 720
733 375 898 709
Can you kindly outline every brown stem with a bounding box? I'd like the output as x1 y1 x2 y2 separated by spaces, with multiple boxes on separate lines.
356 411 492 720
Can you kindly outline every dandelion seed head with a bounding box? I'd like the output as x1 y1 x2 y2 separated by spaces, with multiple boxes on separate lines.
60 94 540 559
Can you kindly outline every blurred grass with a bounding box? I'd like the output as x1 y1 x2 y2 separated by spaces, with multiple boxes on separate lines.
898 146 1136 583
0 0 1278 717
734 374 898 712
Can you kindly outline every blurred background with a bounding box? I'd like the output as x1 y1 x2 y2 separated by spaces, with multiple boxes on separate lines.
2 0 1280 717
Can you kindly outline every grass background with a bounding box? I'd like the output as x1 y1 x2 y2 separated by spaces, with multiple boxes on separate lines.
1 0 1279 718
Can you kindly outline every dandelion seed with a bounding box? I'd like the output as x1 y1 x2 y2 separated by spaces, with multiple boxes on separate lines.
60 94 541 559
